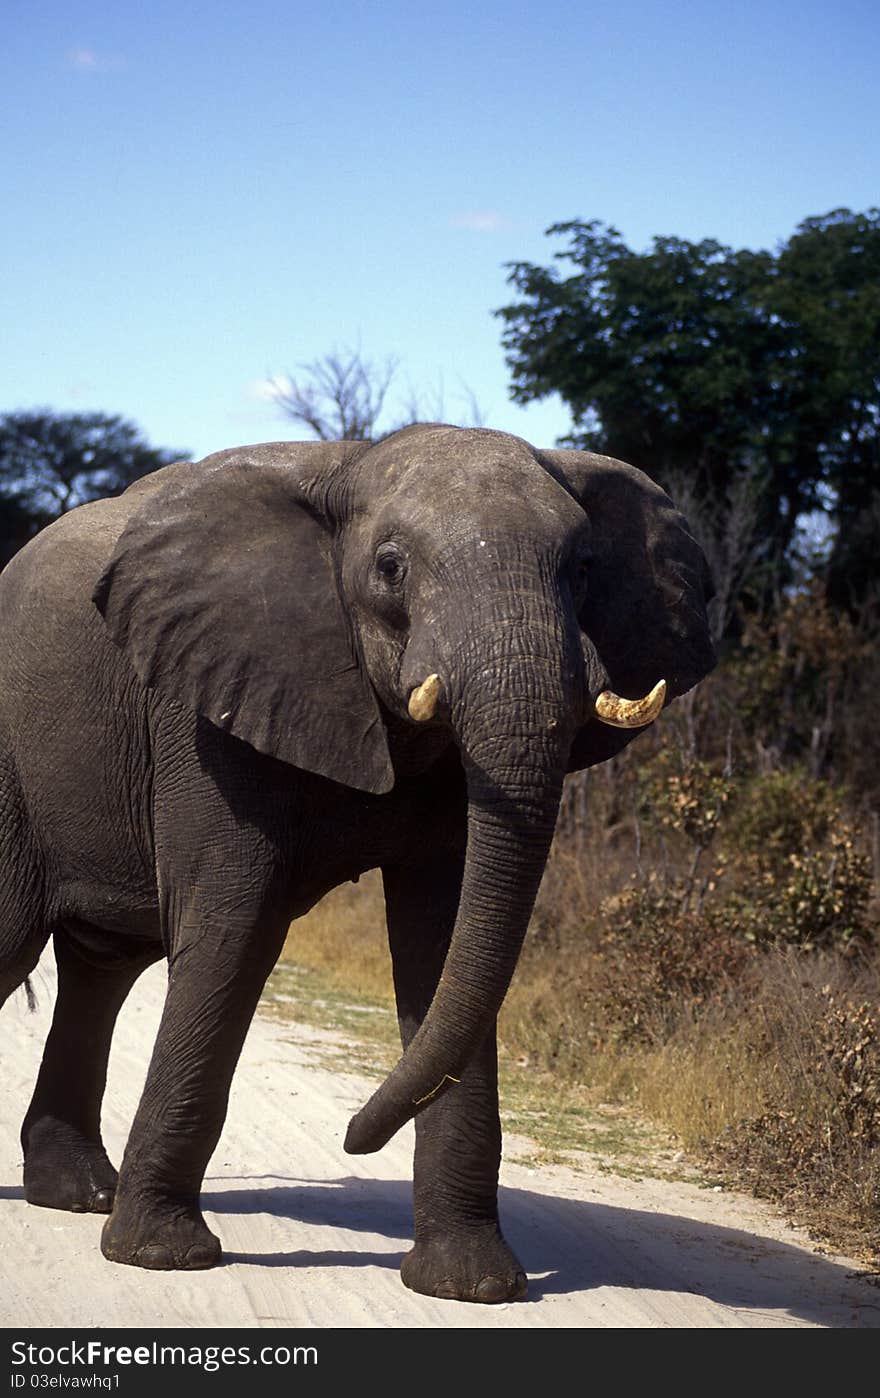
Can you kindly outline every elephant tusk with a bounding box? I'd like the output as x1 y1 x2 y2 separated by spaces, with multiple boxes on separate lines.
408 673 442 722
595 678 667 729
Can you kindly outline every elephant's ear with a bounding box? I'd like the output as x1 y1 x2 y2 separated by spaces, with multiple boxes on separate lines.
94 441 395 795
541 448 716 770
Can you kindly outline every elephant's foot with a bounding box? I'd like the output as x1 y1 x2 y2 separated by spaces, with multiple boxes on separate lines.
101 1197 221 1270
23 1117 117 1214
401 1228 528 1303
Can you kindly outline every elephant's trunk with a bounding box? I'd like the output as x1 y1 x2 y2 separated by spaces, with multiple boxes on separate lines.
344 602 576 1154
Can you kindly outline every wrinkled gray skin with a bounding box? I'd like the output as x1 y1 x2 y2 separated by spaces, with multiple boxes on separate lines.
0 425 714 1302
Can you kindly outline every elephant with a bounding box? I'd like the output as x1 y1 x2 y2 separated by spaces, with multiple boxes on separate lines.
0 423 714 1302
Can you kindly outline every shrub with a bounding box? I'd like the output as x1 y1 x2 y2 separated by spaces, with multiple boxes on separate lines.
587 879 754 1047
726 827 874 952
724 768 842 866
642 755 734 853
728 583 866 775
714 969 880 1260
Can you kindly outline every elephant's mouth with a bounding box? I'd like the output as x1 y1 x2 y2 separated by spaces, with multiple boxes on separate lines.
408 672 667 731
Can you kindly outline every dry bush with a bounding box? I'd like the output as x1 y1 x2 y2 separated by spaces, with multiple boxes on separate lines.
502 874 752 1076
513 684 880 1258
532 764 643 946
587 883 754 1046
719 769 875 951
709 952 880 1260
837 626 880 801
723 583 869 782
726 829 874 951
724 767 842 863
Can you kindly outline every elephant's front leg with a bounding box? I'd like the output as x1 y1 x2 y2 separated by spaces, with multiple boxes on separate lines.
100 898 288 1271
383 859 528 1303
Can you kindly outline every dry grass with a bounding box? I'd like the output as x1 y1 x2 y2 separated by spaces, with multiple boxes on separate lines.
633 1034 764 1150
280 871 393 1004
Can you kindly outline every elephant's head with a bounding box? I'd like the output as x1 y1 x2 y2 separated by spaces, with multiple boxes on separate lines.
94 425 715 1153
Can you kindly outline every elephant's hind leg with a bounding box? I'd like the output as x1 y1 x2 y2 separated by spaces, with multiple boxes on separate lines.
0 753 49 1009
0 927 46 1010
21 928 159 1214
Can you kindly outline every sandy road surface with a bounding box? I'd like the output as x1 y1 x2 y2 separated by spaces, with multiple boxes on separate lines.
1 953 878 1330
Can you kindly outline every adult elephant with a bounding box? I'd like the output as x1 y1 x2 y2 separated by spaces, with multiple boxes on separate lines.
0 424 714 1302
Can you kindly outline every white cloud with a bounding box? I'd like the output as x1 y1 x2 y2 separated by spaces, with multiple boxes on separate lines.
67 46 127 73
68 381 96 400
449 211 510 234
248 378 284 403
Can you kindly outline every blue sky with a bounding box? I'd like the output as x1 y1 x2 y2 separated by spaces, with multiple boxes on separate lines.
3 0 878 459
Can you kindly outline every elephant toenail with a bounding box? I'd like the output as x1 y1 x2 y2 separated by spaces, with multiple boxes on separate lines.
183 1241 221 1269
138 1244 173 1270
475 1275 509 1303
92 1188 115 1213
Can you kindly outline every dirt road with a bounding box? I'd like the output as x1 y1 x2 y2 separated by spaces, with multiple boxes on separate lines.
1 953 878 1329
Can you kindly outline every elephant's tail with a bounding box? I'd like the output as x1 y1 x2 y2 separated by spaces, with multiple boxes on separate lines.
23 976 37 1011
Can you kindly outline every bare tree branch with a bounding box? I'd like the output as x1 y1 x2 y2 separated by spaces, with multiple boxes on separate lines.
267 347 399 441
664 465 766 642
267 347 488 443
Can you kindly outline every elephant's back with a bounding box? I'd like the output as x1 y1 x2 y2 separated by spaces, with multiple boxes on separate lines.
0 487 161 907
0 497 132 729
0 462 194 664
0 460 191 615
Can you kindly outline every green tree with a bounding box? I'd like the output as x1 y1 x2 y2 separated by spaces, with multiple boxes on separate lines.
495 210 880 610
0 492 34 567
773 210 880 608
0 410 187 565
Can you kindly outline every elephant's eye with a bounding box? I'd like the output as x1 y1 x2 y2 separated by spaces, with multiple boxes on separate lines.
376 545 407 586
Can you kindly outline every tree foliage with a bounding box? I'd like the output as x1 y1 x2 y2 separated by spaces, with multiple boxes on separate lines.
775 211 880 606
0 410 187 566
496 209 880 610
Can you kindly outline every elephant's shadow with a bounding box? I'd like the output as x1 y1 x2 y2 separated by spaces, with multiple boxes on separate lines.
201 1176 880 1327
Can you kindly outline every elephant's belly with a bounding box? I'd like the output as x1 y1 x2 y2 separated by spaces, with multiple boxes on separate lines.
56 879 161 944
